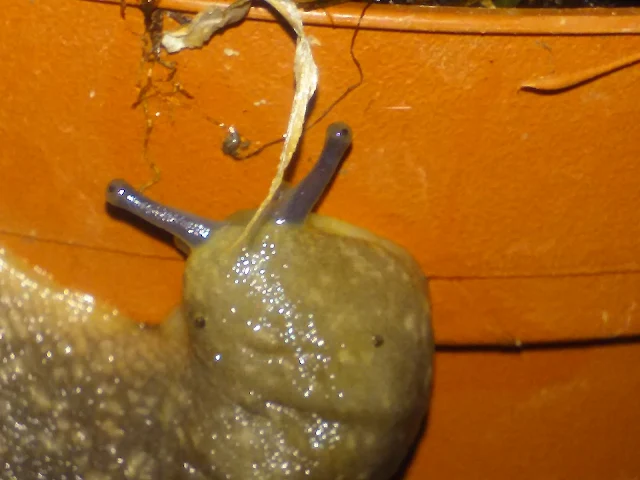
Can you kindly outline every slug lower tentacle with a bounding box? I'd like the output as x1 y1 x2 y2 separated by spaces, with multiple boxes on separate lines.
0 123 433 479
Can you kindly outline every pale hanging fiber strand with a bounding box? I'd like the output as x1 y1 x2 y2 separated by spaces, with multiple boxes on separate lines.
161 0 319 244
161 0 252 53
241 0 318 243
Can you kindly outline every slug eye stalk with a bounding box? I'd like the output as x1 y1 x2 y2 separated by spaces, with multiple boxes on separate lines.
106 179 222 253
273 122 353 224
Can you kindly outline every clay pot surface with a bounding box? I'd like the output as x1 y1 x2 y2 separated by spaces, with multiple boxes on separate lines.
2 1 640 478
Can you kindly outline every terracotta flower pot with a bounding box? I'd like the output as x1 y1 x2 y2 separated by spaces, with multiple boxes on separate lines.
2 0 640 477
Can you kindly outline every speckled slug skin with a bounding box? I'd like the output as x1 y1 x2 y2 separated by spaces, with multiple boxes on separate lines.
0 248 197 479
0 215 432 479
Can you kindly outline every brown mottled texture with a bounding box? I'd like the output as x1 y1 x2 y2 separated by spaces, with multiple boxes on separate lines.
0 249 200 479
0 214 432 479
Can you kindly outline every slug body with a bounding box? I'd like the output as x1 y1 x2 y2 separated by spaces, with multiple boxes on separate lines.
0 124 433 479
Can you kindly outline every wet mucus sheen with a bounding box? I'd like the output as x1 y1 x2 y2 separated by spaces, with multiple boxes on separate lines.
0 123 433 479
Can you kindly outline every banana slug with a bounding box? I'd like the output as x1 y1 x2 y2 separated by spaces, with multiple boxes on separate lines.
0 123 433 479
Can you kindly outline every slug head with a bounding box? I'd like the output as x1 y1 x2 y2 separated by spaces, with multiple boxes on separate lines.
106 123 433 478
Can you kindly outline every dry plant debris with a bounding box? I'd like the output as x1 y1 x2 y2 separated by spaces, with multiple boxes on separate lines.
121 0 319 244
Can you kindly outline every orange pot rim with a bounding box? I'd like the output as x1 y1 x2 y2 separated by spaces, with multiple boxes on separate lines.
95 0 640 35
